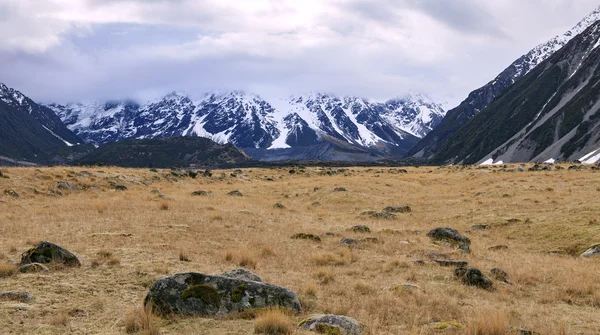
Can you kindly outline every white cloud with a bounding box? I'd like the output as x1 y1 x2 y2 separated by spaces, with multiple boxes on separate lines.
0 0 598 106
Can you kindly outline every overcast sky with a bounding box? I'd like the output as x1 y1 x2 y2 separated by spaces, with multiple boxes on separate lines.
1 0 599 107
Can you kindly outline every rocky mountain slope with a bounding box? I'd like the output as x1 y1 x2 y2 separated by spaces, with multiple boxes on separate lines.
432 20 600 164
0 83 86 164
410 6 600 159
76 136 251 168
48 92 445 160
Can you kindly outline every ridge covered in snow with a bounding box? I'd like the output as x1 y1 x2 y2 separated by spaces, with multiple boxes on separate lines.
47 91 445 154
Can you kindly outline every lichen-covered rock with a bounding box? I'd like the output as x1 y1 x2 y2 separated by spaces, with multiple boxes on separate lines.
580 244 600 257
455 267 493 290
114 184 127 191
291 233 321 242
19 263 50 273
434 260 468 267
300 314 364 335
273 202 285 209
221 269 263 282
371 212 397 219
488 245 509 251
227 190 243 196
427 227 471 252
144 272 301 316
349 225 371 233
56 181 72 190
20 241 81 267
4 189 19 198
0 292 33 303
383 206 412 213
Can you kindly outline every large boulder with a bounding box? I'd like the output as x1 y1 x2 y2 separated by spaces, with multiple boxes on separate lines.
20 241 81 267
455 267 493 290
427 227 471 252
300 314 364 335
144 272 301 316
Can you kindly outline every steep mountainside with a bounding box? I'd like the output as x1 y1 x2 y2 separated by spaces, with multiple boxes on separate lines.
433 20 600 164
48 92 444 160
0 83 85 164
77 136 251 168
410 6 600 159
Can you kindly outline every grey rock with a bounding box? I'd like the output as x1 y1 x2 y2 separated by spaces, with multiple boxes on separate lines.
56 181 72 190
273 202 285 209
19 263 50 273
580 244 600 257
191 190 211 196
4 189 19 198
114 184 127 191
333 187 347 192
221 269 263 282
490 268 510 283
300 314 364 335
383 206 412 213
227 190 243 196
371 212 397 219
340 238 359 246
427 227 471 252
455 267 493 290
488 245 509 251
144 272 301 316
434 260 468 267
20 241 81 267
471 224 490 231
349 225 371 233
0 292 33 303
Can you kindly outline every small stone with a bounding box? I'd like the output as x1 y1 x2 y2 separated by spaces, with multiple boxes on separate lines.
490 267 510 283
191 190 211 196
20 241 81 267
56 181 72 190
383 206 412 213
455 267 493 290
412 259 425 265
0 292 33 303
291 233 321 242
340 238 359 246
227 190 243 196
3 190 19 198
300 314 364 335
273 202 285 209
471 224 490 231
371 212 397 219
333 187 347 192
427 227 471 252
580 244 600 257
114 184 127 191
349 225 371 233
488 245 509 251
434 260 468 267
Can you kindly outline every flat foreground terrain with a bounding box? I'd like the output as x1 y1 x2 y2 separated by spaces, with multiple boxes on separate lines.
1 164 600 334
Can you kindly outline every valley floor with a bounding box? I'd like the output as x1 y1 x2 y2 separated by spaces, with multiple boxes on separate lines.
1 164 600 334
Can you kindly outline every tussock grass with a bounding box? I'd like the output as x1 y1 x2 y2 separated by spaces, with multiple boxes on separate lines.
253 308 293 335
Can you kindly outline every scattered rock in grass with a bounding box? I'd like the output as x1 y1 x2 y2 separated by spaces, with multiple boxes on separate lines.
56 181 72 190
340 238 359 246
221 268 263 282
4 190 19 198
0 292 33 303
426 252 451 260
20 241 81 267
412 259 425 266
191 190 211 196
371 212 397 219
299 314 364 335
580 244 600 257
114 184 127 191
454 267 493 290
434 260 468 268
489 268 510 284
349 225 371 233
202 170 213 177
432 321 464 331
273 202 285 209
144 272 301 316
390 284 423 293
383 206 412 213
360 210 377 216
291 233 321 242
359 237 382 244
311 202 321 207
512 328 541 335
333 187 347 192
313 187 320 192
427 227 471 252
471 224 490 231
19 263 49 273
488 245 509 251
227 190 243 197
188 171 198 178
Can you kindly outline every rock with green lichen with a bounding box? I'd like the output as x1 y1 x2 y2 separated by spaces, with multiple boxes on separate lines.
349 225 371 233
227 190 243 196
144 272 300 316
20 241 81 267
291 233 321 242
383 206 412 213
489 267 510 284
427 227 471 252
300 314 364 335
455 267 493 290
191 190 212 196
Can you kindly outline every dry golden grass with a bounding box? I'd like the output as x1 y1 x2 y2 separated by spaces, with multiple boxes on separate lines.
254 308 294 335
2 164 600 334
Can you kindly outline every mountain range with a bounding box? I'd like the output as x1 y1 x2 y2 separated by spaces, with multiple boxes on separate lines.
47 92 445 161
410 6 600 160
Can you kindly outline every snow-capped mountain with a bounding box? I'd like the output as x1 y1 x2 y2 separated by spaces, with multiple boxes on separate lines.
410 5 600 159
433 19 600 164
48 91 445 160
0 82 84 164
